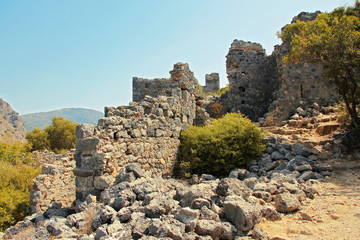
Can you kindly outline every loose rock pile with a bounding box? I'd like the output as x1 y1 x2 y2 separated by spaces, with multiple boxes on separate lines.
3 137 327 239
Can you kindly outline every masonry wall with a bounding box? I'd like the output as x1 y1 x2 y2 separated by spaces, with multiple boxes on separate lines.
222 40 278 121
203 73 220 93
30 151 76 213
221 12 337 124
74 63 208 201
132 63 198 102
262 12 337 125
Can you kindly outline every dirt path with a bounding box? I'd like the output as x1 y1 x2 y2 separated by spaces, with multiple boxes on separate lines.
258 161 360 240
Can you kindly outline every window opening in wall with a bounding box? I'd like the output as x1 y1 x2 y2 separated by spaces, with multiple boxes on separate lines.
300 84 304 98
242 100 245 104
239 87 245 92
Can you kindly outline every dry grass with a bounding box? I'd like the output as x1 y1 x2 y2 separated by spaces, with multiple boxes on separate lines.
78 207 97 235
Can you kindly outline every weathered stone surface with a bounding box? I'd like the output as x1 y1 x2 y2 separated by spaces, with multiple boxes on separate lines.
195 219 224 239
223 196 262 232
294 143 312 157
315 123 340 136
216 178 252 198
76 124 95 139
94 175 115 190
30 151 76 214
175 207 200 224
275 193 301 213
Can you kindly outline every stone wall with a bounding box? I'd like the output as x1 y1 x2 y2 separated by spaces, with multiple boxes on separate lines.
203 73 220 93
221 12 337 124
222 40 278 121
262 11 336 125
74 63 209 201
132 63 198 102
29 151 76 214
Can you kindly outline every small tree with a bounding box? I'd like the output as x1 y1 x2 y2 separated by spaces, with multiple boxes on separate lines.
25 128 50 151
26 117 77 153
280 2 360 128
45 117 77 153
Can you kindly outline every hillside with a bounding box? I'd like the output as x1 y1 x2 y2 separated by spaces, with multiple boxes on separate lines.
0 98 27 142
21 108 103 131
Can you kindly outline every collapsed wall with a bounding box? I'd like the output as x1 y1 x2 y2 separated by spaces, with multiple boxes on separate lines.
132 63 198 102
74 63 209 201
30 151 76 213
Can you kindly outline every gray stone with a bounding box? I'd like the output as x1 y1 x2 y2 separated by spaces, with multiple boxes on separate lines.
297 171 317 182
229 169 248 180
271 151 284 160
223 196 262 232
94 176 115 190
216 178 252 198
294 143 312 157
252 226 270 240
73 168 94 177
294 164 312 172
252 191 272 202
95 225 108 240
200 174 217 181
199 206 220 221
195 220 224 239
148 219 168 237
113 189 136 211
262 205 282 221
275 193 301 213
42 164 64 175
190 198 211 210
117 207 132 223
45 217 77 238
125 163 145 178
175 207 200 224
76 124 95 139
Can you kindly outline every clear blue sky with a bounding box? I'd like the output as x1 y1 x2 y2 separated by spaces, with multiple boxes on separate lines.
0 0 354 115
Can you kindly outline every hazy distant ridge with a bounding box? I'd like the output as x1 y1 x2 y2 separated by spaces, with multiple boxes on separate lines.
22 108 103 131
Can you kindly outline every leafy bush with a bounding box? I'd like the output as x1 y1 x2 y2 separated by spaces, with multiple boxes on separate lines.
26 117 77 153
175 113 266 178
0 142 40 231
24 128 50 152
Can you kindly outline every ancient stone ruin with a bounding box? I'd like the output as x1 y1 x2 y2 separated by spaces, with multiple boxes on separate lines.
202 73 220 94
74 63 210 201
1 11 348 240
220 11 337 125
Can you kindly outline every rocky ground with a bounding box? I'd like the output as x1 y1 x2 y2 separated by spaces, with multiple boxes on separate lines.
1 104 359 240
258 158 360 240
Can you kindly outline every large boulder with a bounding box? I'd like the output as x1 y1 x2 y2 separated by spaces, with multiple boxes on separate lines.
223 196 262 232
275 193 301 213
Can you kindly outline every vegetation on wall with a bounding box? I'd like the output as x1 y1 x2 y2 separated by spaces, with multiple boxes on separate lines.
175 112 266 178
26 117 77 153
280 1 360 129
0 141 40 231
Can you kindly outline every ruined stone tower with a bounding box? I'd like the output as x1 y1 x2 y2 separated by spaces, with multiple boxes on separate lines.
203 73 220 93
223 40 278 121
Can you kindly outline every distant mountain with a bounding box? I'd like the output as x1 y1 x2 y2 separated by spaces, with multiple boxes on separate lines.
0 98 27 142
22 108 103 131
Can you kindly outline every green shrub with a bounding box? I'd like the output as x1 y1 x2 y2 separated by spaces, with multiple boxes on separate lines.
0 142 40 231
175 112 266 178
